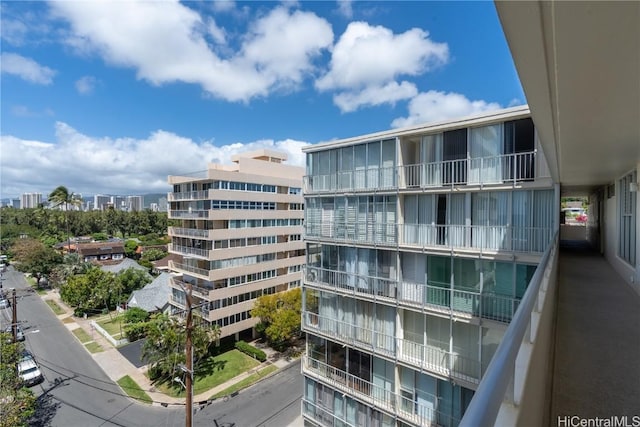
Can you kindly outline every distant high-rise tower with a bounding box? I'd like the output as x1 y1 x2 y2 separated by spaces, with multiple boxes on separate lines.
127 195 143 212
21 193 42 209
94 194 111 211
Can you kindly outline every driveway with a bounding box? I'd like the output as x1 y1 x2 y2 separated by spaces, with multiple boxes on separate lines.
118 339 149 368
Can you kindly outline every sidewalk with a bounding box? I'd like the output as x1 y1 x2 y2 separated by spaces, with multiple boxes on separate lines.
41 290 299 407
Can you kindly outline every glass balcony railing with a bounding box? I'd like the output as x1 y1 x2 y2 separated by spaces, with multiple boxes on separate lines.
169 244 211 259
303 151 539 193
168 227 210 238
305 266 521 323
168 209 209 219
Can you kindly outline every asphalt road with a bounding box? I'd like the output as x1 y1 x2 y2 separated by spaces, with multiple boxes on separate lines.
195 359 303 427
1 266 303 427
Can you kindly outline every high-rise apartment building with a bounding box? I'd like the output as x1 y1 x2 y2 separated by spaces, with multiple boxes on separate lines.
94 194 111 211
111 196 127 211
21 192 42 209
167 149 305 340
127 195 143 212
300 106 556 426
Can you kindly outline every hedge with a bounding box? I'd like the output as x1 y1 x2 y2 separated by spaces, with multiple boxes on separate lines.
234 340 266 362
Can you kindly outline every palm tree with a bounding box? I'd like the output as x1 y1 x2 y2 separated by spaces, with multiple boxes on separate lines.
48 186 82 256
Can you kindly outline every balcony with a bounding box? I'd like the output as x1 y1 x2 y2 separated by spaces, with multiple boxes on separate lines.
305 222 553 254
168 190 209 201
168 209 209 219
303 356 461 427
303 151 543 194
305 266 521 323
168 227 210 238
169 260 209 278
170 277 213 299
168 244 211 259
303 312 481 384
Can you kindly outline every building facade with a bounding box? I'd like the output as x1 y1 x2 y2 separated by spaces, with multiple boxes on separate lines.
167 149 305 340
20 192 42 209
127 195 143 212
300 106 557 427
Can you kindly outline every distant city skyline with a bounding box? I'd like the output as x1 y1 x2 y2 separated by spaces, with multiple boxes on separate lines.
1 1 524 197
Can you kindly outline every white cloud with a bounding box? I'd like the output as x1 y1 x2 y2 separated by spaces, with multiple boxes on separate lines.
11 105 54 117
0 123 310 197
336 0 353 19
0 18 28 46
391 90 502 128
211 1 236 13
0 52 56 84
334 81 418 113
206 17 227 45
315 21 448 112
49 2 333 102
75 75 98 95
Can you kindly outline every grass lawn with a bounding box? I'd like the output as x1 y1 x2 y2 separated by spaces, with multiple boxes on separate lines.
212 364 278 399
158 349 260 398
117 375 152 404
85 341 104 353
62 317 75 324
45 300 65 315
96 315 125 339
72 328 92 344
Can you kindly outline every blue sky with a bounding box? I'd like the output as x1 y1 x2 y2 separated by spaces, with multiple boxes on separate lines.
0 0 524 198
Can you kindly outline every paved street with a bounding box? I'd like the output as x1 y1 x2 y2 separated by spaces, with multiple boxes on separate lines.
196 359 303 427
1 266 303 427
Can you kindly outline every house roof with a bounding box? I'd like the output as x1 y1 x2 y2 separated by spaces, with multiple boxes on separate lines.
151 253 182 270
126 273 172 312
100 258 150 275
77 242 125 256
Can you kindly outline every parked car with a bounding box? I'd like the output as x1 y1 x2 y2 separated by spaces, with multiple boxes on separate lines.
18 354 43 386
3 324 25 342
0 297 9 309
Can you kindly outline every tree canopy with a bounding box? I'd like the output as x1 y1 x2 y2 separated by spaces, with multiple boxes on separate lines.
0 337 37 427
251 287 302 350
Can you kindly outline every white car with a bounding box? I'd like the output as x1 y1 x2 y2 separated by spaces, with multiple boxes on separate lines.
18 357 43 386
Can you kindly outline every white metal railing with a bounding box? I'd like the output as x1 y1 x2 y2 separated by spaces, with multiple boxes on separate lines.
303 151 539 193
168 190 209 201
305 266 522 323
169 261 209 278
301 398 358 427
168 227 210 238
305 222 552 254
170 244 210 259
305 222 397 246
303 312 481 383
171 278 212 299
169 209 209 219
303 356 461 426
459 230 559 426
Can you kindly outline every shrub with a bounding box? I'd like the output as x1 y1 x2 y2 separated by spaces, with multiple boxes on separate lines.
124 307 150 324
124 322 148 342
235 340 266 362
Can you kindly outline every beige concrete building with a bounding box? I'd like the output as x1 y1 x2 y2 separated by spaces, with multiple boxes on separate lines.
167 149 305 339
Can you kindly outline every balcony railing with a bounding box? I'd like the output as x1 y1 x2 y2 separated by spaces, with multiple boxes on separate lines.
303 312 481 383
305 222 553 254
168 227 210 238
303 356 461 427
169 261 209 278
305 222 397 245
305 266 522 323
168 190 209 201
169 244 211 259
169 209 209 219
171 278 213 299
303 151 539 193
459 230 559 426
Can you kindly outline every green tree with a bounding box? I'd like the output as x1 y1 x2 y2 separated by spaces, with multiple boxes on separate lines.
48 186 83 253
124 240 139 258
11 238 62 279
0 336 37 427
141 248 166 262
251 288 302 350
60 267 120 315
117 267 152 297
142 314 220 382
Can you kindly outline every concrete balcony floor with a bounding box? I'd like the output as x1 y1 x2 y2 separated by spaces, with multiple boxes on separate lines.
551 240 640 420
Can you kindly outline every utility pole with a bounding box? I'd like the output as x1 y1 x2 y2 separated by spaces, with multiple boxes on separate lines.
185 282 193 427
11 288 17 343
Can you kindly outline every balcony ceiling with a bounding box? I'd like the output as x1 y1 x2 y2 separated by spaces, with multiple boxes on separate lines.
495 1 640 195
